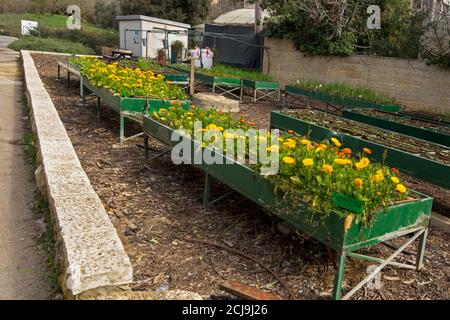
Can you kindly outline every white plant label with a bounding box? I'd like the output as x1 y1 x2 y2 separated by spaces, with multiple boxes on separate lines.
367 5 381 30
67 5 81 30
21 20 38 35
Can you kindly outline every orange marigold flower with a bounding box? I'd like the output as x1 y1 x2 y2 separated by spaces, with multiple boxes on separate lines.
363 148 372 155
392 167 400 175
288 130 294 134
342 148 352 155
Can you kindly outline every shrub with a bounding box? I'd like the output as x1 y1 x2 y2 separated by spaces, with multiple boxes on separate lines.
8 36 95 55
32 27 118 52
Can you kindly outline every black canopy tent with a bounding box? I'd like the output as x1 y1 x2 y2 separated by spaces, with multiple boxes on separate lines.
202 23 264 70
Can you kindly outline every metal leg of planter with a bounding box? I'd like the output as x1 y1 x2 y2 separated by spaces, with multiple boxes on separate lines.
332 252 346 300
341 229 424 300
96 97 101 122
119 114 125 145
57 65 61 79
67 71 70 88
144 135 149 160
203 172 211 208
212 84 216 94
416 227 429 270
80 77 86 106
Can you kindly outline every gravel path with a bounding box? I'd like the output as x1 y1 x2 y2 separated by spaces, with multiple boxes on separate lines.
0 37 53 299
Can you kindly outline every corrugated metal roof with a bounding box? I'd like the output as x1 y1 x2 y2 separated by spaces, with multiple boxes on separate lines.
212 8 269 25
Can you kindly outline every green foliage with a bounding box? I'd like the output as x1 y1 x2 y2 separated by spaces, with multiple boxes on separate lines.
360 0 426 59
262 0 426 59
422 41 450 69
294 80 397 105
8 36 95 54
120 0 210 26
176 63 273 82
33 27 118 52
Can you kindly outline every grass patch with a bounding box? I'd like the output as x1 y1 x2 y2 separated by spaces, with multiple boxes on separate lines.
0 13 115 37
294 80 398 105
8 36 95 55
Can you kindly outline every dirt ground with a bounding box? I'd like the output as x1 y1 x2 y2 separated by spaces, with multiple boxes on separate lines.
33 53 450 300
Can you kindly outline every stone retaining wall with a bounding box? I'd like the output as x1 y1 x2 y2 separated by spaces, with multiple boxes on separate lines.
263 38 450 113
21 50 133 298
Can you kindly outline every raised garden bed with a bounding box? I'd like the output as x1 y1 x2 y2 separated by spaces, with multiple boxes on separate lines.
342 109 450 147
82 76 190 144
143 115 433 300
66 59 190 144
271 109 450 189
169 64 280 102
285 85 403 113
121 59 190 87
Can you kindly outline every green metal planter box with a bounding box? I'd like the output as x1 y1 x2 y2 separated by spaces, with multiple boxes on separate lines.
271 111 450 189
82 76 190 144
143 116 432 300
163 73 189 83
342 109 450 148
285 85 403 113
242 79 280 90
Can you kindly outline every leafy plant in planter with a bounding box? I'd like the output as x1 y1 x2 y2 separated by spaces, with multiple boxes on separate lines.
72 57 186 100
151 105 410 228
294 80 397 105
170 40 184 62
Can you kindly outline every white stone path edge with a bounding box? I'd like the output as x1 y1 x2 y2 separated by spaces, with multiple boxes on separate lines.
21 50 133 298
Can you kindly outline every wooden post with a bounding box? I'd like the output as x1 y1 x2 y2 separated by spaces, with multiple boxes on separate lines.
189 57 195 96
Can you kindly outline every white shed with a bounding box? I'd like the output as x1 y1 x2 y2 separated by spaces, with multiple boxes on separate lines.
116 15 191 59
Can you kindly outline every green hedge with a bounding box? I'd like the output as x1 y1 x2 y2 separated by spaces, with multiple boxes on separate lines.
8 36 95 55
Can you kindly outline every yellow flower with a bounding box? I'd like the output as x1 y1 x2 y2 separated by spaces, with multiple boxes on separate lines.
354 178 363 189
283 140 297 150
396 184 407 194
266 145 280 153
315 144 328 153
283 156 296 165
223 132 237 139
322 164 334 174
334 159 352 165
331 137 342 148
371 173 385 183
303 158 314 167
207 124 219 130
356 157 370 170
301 139 311 145
391 177 400 184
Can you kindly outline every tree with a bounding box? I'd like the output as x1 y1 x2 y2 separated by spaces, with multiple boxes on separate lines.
95 0 119 29
120 0 210 26
421 0 450 68
262 0 427 58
